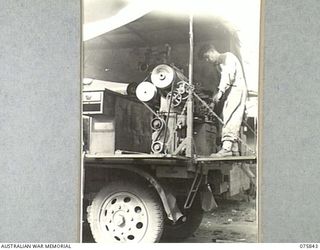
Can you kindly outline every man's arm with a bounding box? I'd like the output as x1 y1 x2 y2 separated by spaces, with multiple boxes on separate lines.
217 54 237 94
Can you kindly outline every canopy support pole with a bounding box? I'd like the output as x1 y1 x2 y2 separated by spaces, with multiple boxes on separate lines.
186 13 194 157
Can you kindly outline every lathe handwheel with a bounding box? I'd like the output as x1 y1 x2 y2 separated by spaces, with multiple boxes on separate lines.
166 91 182 107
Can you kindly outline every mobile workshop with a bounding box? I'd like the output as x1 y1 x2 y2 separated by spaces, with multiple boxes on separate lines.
82 0 259 243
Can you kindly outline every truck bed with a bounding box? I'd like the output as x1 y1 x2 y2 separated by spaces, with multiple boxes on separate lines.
84 153 257 167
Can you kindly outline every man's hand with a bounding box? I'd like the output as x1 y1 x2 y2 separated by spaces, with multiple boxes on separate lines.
209 102 215 110
212 90 223 104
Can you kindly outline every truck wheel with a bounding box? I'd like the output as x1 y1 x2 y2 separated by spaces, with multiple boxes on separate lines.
161 195 203 241
87 180 164 243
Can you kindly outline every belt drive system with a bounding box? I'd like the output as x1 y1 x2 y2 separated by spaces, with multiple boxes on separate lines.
135 64 256 155
135 64 190 154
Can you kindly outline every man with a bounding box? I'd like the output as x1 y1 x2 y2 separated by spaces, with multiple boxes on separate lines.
198 44 248 157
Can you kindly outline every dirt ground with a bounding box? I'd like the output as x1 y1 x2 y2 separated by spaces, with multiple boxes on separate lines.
83 195 257 243
182 196 258 243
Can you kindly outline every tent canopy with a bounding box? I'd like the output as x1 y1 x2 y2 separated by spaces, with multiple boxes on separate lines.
83 0 260 93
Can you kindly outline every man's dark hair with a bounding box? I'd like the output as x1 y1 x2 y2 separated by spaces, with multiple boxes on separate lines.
198 44 216 59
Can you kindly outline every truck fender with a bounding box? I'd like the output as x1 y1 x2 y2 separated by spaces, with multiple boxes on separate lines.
102 165 183 222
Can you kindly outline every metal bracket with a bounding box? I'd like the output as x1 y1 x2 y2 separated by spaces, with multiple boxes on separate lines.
184 164 203 209
173 137 187 155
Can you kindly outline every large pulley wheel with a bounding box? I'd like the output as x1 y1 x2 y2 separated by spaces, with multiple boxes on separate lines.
135 81 157 102
87 181 164 243
151 64 175 89
161 195 203 241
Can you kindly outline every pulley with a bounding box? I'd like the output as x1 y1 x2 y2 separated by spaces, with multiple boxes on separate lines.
151 141 164 154
151 64 175 89
126 82 138 96
135 81 157 102
150 117 165 131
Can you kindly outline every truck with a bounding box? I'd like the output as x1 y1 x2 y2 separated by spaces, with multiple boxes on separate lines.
82 5 258 243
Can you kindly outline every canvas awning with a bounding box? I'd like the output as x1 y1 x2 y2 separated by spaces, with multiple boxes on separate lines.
83 0 261 92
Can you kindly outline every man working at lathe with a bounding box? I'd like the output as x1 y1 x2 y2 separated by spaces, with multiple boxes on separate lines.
198 44 248 157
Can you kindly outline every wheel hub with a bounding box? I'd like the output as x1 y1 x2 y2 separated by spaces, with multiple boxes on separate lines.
99 192 148 242
114 214 125 227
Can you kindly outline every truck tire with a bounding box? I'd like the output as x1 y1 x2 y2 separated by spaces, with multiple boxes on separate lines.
161 195 203 241
87 180 164 243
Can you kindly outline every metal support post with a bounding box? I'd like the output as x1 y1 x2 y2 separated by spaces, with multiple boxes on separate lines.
186 13 194 157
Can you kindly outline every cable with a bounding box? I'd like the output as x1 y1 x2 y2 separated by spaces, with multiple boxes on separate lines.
193 92 256 154
193 92 224 124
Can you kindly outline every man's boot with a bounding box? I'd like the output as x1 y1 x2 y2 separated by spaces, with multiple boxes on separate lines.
210 141 232 157
231 142 240 156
